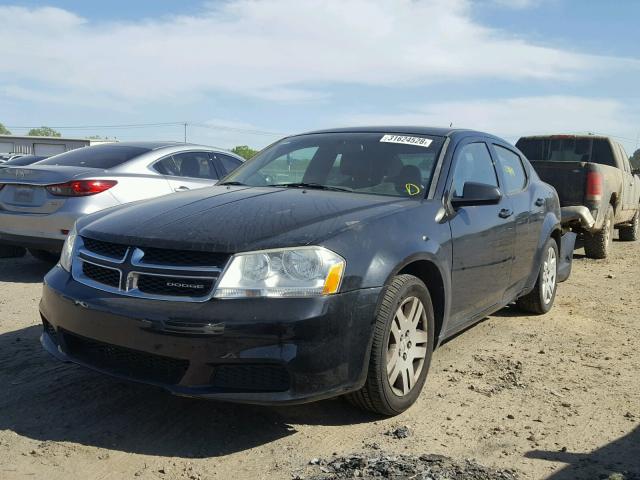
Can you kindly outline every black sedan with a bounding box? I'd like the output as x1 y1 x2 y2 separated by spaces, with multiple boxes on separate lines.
39 127 575 415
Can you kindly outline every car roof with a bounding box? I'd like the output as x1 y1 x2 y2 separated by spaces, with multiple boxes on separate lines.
97 141 199 150
296 126 490 138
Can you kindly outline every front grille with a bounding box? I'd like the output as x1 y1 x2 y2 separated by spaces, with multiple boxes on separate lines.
62 332 189 385
137 275 215 297
210 364 290 392
82 237 128 260
82 262 120 288
140 247 229 268
74 240 226 302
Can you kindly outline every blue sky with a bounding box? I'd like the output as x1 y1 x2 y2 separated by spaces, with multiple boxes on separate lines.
1 0 639 153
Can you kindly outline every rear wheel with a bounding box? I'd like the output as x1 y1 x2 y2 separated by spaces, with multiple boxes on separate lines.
618 209 639 241
28 249 60 264
347 274 435 416
516 237 558 314
584 205 614 259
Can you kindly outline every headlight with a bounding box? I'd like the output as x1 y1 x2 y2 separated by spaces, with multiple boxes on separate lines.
59 224 78 272
214 246 345 298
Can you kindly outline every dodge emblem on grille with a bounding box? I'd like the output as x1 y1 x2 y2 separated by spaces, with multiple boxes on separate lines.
166 281 206 289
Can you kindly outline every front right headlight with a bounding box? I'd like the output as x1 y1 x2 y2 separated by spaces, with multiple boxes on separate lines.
59 224 78 272
214 246 345 298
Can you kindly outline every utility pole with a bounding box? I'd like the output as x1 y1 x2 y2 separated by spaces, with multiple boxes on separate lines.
184 122 188 143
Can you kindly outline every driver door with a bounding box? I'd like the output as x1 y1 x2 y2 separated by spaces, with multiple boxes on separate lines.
447 140 516 328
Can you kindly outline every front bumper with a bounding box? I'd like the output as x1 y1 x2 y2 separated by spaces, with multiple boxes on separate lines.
39 266 381 405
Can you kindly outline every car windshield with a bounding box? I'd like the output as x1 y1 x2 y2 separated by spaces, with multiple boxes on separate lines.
35 145 150 169
221 132 445 199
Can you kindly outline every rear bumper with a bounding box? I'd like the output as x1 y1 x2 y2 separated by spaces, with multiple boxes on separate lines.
0 209 80 252
39 266 381 405
561 206 596 232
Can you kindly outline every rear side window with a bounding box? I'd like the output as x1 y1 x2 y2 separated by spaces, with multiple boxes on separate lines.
451 143 498 198
494 145 527 194
36 145 150 169
217 154 242 175
156 152 218 179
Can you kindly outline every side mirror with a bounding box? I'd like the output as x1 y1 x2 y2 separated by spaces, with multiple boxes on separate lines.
451 182 502 208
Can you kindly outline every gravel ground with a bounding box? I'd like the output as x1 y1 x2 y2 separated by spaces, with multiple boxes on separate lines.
0 238 638 480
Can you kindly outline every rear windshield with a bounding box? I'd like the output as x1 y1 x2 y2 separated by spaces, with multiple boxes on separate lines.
222 132 445 199
35 145 150 169
516 137 615 167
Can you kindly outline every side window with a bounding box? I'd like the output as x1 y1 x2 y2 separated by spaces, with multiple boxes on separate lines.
172 152 218 179
451 142 498 198
216 154 243 175
494 145 527 194
153 155 179 176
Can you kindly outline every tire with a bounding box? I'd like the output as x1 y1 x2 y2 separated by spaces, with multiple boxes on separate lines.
0 245 27 259
618 209 639 241
347 274 435 416
516 237 558 315
28 249 60 264
584 204 614 259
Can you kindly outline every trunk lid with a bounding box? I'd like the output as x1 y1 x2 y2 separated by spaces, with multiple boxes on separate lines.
530 161 588 206
0 166 97 214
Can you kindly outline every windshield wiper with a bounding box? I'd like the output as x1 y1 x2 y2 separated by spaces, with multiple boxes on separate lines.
218 181 247 186
267 182 352 192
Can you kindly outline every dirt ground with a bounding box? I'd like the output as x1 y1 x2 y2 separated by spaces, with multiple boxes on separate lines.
0 238 638 480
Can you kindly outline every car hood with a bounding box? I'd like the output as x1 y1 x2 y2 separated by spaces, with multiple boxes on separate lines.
79 186 416 252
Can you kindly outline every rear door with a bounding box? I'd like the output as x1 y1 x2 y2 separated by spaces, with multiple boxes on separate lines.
615 142 635 217
154 151 220 192
491 143 539 291
447 139 516 327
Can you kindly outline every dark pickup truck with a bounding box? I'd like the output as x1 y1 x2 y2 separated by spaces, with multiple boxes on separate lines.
516 135 640 258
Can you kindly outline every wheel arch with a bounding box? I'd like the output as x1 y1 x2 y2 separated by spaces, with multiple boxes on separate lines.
394 259 446 348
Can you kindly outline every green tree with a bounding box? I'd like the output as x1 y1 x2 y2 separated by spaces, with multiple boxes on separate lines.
631 149 640 171
27 126 61 137
0 122 11 135
231 145 258 160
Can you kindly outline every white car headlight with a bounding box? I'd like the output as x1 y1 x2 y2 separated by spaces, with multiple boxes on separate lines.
59 224 78 272
214 246 345 298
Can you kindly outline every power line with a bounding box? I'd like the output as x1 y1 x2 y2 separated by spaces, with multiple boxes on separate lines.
5 121 287 137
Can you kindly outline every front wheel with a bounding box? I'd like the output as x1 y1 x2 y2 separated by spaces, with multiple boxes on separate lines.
347 274 435 416
516 237 558 315
618 209 639 241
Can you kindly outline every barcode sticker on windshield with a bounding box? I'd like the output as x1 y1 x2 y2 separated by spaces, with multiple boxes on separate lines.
380 135 433 148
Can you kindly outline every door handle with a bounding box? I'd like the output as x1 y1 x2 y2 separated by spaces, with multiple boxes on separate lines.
174 186 190 191
535 198 545 207
499 208 514 219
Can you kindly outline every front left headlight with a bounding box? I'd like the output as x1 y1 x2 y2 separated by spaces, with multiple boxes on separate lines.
214 246 345 298
59 224 78 272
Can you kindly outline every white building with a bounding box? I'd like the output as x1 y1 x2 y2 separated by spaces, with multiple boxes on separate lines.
0 135 114 157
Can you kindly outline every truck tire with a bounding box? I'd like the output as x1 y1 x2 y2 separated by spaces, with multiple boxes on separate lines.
346 274 435 416
584 205 614 259
516 237 558 314
618 209 639 241
28 249 60 264
0 245 27 259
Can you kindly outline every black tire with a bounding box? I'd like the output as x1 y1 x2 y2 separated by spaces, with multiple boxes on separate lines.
618 209 639 241
516 237 558 315
347 274 435 416
0 245 27 259
28 249 60 264
584 204 614 259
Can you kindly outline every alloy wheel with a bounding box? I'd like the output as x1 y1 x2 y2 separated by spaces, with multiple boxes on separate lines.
386 297 429 396
542 246 557 305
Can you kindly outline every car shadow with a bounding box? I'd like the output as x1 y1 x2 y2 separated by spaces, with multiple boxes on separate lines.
0 255 53 283
525 426 640 479
0 325 379 459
